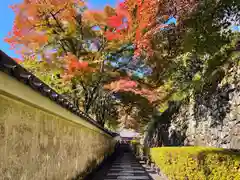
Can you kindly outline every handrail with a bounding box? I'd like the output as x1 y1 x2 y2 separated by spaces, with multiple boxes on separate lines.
0 50 117 137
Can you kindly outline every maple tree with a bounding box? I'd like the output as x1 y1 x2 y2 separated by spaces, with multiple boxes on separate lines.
82 0 199 106
6 0 239 132
85 0 164 58
86 0 198 59
5 0 110 117
3 0 181 130
5 0 84 53
5 0 166 107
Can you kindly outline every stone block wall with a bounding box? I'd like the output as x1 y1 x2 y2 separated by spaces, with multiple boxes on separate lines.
169 65 240 149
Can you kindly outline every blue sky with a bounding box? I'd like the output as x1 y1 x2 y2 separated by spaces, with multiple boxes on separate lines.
0 0 117 58
0 0 22 58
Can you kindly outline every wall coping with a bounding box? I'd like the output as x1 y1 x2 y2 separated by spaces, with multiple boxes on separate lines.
0 50 116 137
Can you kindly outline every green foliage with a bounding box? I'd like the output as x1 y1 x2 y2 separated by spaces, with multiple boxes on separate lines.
180 0 239 55
145 102 183 147
130 139 138 144
155 34 239 112
130 140 143 157
130 140 150 158
20 59 71 94
91 90 119 127
158 102 168 113
147 0 240 114
151 147 240 180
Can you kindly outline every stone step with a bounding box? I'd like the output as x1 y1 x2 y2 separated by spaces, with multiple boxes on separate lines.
104 175 150 180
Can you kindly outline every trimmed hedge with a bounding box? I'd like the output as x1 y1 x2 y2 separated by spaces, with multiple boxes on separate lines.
150 147 240 180
130 140 142 156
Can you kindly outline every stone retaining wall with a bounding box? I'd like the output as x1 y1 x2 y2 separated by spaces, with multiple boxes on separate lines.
169 65 240 149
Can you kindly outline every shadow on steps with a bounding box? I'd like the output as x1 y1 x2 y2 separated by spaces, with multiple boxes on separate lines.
76 144 154 180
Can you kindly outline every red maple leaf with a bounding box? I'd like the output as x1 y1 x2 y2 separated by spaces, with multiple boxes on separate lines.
107 15 123 28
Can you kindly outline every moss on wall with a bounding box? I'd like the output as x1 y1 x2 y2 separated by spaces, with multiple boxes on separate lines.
0 93 115 180
150 147 240 180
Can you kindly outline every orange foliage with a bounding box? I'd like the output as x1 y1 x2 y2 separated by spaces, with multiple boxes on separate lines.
104 78 159 102
103 2 132 41
5 0 85 54
63 53 94 80
102 0 197 59
104 78 138 91
101 0 170 59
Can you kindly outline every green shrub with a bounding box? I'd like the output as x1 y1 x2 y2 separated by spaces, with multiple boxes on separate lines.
130 140 141 156
150 147 240 180
130 139 138 144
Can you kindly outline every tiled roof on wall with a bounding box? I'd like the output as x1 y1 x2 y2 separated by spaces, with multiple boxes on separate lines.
0 50 116 137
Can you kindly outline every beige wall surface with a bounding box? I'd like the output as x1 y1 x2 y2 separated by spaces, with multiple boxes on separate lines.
0 72 115 180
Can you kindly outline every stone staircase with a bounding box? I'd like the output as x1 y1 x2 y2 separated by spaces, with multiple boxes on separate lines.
103 152 151 180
